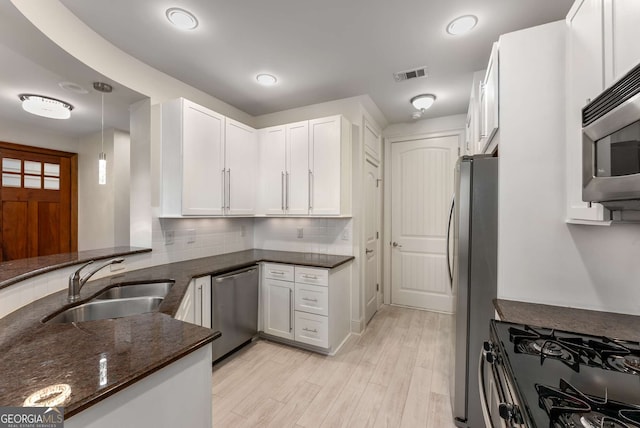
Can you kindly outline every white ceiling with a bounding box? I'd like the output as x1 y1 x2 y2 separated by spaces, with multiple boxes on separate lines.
0 2 146 137
57 0 574 124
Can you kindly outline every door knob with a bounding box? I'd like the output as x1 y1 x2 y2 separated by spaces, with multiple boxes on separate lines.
392 242 402 248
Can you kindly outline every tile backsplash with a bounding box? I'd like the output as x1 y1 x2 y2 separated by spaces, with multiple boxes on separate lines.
253 217 353 255
151 216 254 265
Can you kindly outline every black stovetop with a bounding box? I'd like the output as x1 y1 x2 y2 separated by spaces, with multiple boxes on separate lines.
491 320 640 427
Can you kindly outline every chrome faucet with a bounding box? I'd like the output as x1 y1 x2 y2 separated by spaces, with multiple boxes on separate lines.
68 258 125 303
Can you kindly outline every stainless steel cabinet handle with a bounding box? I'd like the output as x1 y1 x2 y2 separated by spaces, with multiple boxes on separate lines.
221 169 226 210
302 327 318 333
302 274 318 279
289 288 293 332
285 172 290 210
198 284 203 326
308 170 313 210
365 249 374 254
281 171 285 211
392 242 403 248
302 297 318 302
226 168 231 209
269 270 285 275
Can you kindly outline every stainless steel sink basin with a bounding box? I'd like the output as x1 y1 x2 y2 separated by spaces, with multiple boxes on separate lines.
94 281 174 300
45 297 163 324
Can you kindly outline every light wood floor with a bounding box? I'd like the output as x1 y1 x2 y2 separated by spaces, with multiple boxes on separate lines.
212 305 458 428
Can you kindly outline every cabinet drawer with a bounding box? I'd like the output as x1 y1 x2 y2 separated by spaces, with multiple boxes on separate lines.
295 267 328 286
294 311 328 348
263 263 294 282
295 283 328 316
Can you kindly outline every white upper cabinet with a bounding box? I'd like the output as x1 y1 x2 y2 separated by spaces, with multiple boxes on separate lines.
465 70 485 155
162 98 225 216
286 121 311 215
225 118 257 215
258 125 287 215
258 121 309 216
259 116 350 217
479 42 499 154
309 115 351 216
161 98 257 217
611 0 640 82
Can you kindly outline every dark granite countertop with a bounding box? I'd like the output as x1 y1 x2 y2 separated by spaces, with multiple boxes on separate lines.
0 246 152 290
0 249 353 417
495 299 640 342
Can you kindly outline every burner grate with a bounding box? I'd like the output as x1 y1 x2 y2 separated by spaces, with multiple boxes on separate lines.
535 379 640 428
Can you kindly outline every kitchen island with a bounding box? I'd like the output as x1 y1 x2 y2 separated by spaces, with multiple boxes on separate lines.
0 249 353 425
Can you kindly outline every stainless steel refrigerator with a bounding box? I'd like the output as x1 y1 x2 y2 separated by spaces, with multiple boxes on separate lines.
448 155 498 428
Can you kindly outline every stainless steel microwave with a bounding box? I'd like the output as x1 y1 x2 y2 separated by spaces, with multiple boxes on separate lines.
582 62 640 211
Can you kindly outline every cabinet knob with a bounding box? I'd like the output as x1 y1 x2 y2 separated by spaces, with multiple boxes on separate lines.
498 403 520 422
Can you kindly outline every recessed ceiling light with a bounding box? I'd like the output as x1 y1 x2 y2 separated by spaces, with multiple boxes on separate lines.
166 7 198 30
18 94 74 120
256 74 277 86
58 81 88 94
446 15 478 36
410 94 436 111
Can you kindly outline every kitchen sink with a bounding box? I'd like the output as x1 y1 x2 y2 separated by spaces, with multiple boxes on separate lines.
44 296 164 324
94 281 174 300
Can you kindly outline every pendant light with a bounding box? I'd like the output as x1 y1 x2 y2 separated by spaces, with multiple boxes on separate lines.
93 82 112 185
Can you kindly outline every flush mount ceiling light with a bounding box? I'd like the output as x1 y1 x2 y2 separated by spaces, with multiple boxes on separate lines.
446 15 478 35
18 94 74 120
256 73 277 86
166 7 198 30
410 94 436 111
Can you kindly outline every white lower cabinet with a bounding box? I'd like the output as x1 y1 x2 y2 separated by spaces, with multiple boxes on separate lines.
175 276 211 329
295 311 329 348
261 262 350 355
263 278 294 340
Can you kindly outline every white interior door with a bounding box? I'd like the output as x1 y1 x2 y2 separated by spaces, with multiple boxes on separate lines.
364 156 381 324
390 135 458 312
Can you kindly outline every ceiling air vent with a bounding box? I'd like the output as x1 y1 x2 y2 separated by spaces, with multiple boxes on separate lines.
393 66 428 82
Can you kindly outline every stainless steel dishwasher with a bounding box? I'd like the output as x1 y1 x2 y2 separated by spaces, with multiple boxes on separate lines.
211 266 259 362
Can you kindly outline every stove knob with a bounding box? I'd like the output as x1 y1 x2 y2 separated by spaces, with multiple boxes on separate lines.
482 341 496 364
498 403 518 422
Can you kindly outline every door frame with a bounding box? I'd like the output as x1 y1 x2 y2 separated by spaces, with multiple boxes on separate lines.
0 141 78 254
382 129 464 305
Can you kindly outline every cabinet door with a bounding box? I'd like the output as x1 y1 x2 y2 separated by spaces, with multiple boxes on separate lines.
263 278 294 339
612 0 640 81
566 0 606 222
309 116 342 215
175 281 196 324
194 276 211 328
258 126 286 215
286 121 309 215
480 43 499 153
225 119 257 215
182 101 225 215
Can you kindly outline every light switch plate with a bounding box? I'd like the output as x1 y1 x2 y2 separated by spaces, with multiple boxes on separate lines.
165 230 175 245
187 229 196 244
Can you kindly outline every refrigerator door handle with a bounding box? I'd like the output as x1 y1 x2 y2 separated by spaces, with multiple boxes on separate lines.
446 194 455 289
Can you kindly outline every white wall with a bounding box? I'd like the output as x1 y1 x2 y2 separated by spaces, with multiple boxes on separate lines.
0 117 78 153
497 21 640 316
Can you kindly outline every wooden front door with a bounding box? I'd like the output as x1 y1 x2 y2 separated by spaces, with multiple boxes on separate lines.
0 142 77 261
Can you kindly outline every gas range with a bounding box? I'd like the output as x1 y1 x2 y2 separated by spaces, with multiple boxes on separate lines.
481 320 640 427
